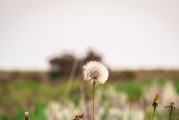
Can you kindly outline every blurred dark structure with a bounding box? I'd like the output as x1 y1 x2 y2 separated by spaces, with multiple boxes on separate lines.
82 50 102 64
49 53 77 79
1 49 179 82
49 50 103 79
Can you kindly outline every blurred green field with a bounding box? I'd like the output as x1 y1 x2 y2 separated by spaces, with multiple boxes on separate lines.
0 78 179 120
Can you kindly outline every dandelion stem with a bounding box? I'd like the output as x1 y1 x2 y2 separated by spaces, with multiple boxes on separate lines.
169 107 173 120
93 81 96 120
152 107 156 120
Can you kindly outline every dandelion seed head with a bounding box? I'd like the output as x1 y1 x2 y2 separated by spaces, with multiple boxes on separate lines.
83 61 109 84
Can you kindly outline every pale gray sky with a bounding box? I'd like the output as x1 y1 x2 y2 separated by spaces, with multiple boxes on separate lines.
0 0 179 70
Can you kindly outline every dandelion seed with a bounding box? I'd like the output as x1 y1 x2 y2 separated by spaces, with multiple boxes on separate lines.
83 61 109 84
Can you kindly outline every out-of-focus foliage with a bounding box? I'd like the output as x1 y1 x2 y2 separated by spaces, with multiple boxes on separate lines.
0 78 179 120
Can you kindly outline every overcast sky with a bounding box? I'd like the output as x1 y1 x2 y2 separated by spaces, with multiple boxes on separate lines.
0 0 179 70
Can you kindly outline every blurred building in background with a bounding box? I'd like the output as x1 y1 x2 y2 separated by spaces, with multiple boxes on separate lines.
48 50 103 79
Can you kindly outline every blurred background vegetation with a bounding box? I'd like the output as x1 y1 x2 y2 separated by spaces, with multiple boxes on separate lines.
0 50 179 120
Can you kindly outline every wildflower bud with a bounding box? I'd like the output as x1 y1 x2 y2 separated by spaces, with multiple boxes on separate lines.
25 112 29 120
152 94 159 108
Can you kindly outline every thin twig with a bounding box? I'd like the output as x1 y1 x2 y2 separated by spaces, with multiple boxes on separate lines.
169 106 173 120
165 102 178 120
63 58 79 101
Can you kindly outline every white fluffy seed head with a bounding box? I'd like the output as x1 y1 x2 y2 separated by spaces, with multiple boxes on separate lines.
82 61 109 84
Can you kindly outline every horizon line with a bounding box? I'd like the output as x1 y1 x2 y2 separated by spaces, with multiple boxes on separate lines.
1 66 179 72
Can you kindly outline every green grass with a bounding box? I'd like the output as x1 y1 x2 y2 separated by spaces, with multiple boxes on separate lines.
115 81 142 101
173 79 179 93
0 78 178 120
0 79 82 120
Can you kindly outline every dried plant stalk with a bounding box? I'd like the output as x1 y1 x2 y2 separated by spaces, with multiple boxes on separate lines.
93 81 96 120
152 94 159 120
